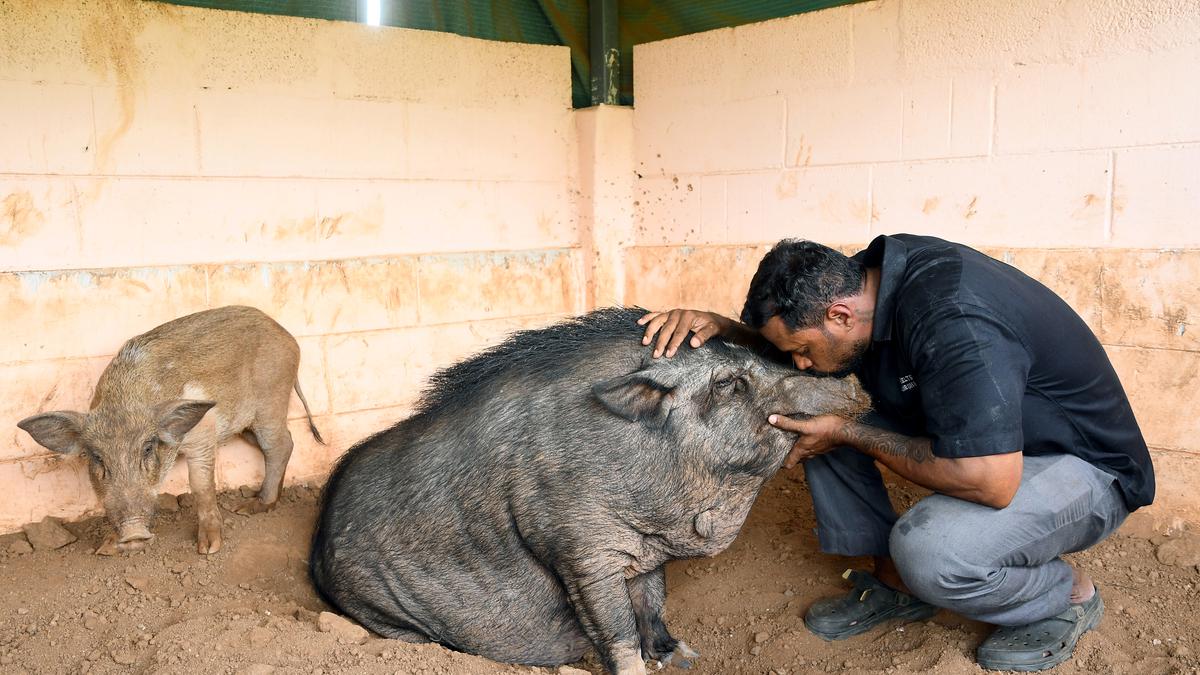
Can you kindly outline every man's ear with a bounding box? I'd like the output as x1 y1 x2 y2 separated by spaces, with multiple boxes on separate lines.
592 373 675 429
18 411 88 455
827 302 855 330
156 400 216 445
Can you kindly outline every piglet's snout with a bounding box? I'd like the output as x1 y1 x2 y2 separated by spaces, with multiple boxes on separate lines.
117 521 155 551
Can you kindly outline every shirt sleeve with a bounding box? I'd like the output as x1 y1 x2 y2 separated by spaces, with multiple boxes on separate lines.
903 302 1030 459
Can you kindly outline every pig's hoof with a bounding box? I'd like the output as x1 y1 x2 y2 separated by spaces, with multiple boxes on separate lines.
654 642 699 670
196 529 223 555
613 648 648 675
232 497 274 516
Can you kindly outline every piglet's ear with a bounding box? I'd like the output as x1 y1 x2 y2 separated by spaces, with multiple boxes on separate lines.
592 373 675 429
18 411 87 455
156 399 216 445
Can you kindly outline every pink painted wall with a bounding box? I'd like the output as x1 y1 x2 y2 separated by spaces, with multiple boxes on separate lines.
624 0 1200 521
0 0 582 532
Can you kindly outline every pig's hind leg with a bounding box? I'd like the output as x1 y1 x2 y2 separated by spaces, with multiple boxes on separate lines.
232 421 293 515
343 604 432 644
322 580 435 645
628 568 699 669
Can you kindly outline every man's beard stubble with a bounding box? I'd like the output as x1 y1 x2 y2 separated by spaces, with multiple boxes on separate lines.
812 335 871 378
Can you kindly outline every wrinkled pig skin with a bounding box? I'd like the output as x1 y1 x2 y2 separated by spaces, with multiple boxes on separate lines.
311 308 869 674
19 306 324 555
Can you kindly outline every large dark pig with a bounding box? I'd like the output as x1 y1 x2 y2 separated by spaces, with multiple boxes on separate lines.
18 305 323 555
309 308 869 674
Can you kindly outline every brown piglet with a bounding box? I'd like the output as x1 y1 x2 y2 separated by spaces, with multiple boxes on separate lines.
18 305 324 555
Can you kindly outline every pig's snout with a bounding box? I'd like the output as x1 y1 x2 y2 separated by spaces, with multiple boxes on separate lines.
778 373 872 418
843 377 871 414
116 520 155 551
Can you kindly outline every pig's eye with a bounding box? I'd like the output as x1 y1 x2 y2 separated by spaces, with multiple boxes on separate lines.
714 375 747 395
142 440 156 459
86 451 106 476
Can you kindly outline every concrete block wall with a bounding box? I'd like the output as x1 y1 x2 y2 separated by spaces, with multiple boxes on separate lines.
3 0 1198 531
0 0 581 532
626 0 1200 519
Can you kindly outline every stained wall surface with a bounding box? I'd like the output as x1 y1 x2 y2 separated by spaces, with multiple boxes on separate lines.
0 0 580 531
3 0 1198 533
625 0 1200 519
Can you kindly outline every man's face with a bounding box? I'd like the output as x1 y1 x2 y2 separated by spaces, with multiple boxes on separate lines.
760 315 869 377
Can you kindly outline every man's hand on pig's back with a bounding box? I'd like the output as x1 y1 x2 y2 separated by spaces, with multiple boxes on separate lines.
637 309 730 358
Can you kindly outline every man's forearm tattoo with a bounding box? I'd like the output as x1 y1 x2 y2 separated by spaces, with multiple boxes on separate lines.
840 422 934 463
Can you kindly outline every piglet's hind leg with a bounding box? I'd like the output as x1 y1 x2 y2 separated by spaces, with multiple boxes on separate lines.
233 422 293 515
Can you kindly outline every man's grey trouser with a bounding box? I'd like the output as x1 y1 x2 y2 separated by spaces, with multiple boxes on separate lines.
804 413 1129 626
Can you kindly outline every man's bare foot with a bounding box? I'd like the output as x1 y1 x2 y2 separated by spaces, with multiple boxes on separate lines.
1070 566 1095 604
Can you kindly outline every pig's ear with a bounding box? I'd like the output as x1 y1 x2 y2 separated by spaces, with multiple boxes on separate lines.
156 399 216 445
592 373 675 428
17 411 87 455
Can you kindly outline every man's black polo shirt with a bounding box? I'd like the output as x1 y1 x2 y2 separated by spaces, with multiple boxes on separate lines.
851 234 1154 510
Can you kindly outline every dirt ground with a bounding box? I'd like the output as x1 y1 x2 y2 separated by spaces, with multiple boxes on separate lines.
1 472 1197 675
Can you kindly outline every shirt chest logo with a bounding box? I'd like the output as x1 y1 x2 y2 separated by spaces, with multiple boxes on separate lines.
899 374 918 392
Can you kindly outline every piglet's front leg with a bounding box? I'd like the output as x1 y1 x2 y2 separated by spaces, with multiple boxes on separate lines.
181 427 222 555
187 456 221 554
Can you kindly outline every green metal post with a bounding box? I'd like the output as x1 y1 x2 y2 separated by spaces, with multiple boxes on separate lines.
589 0 619 105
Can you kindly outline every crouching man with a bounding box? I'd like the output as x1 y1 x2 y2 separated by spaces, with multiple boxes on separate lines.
640 234 1154 671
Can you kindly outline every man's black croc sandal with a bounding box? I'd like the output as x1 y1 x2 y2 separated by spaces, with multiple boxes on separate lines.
976 587 1104 672
803 568 939 641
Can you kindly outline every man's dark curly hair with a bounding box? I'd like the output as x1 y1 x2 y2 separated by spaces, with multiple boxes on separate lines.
740 239 866 330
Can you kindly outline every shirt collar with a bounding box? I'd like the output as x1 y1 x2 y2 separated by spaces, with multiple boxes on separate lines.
852 235 908 343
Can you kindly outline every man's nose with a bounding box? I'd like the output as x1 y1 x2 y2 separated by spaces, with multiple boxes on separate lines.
792 354 812 371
